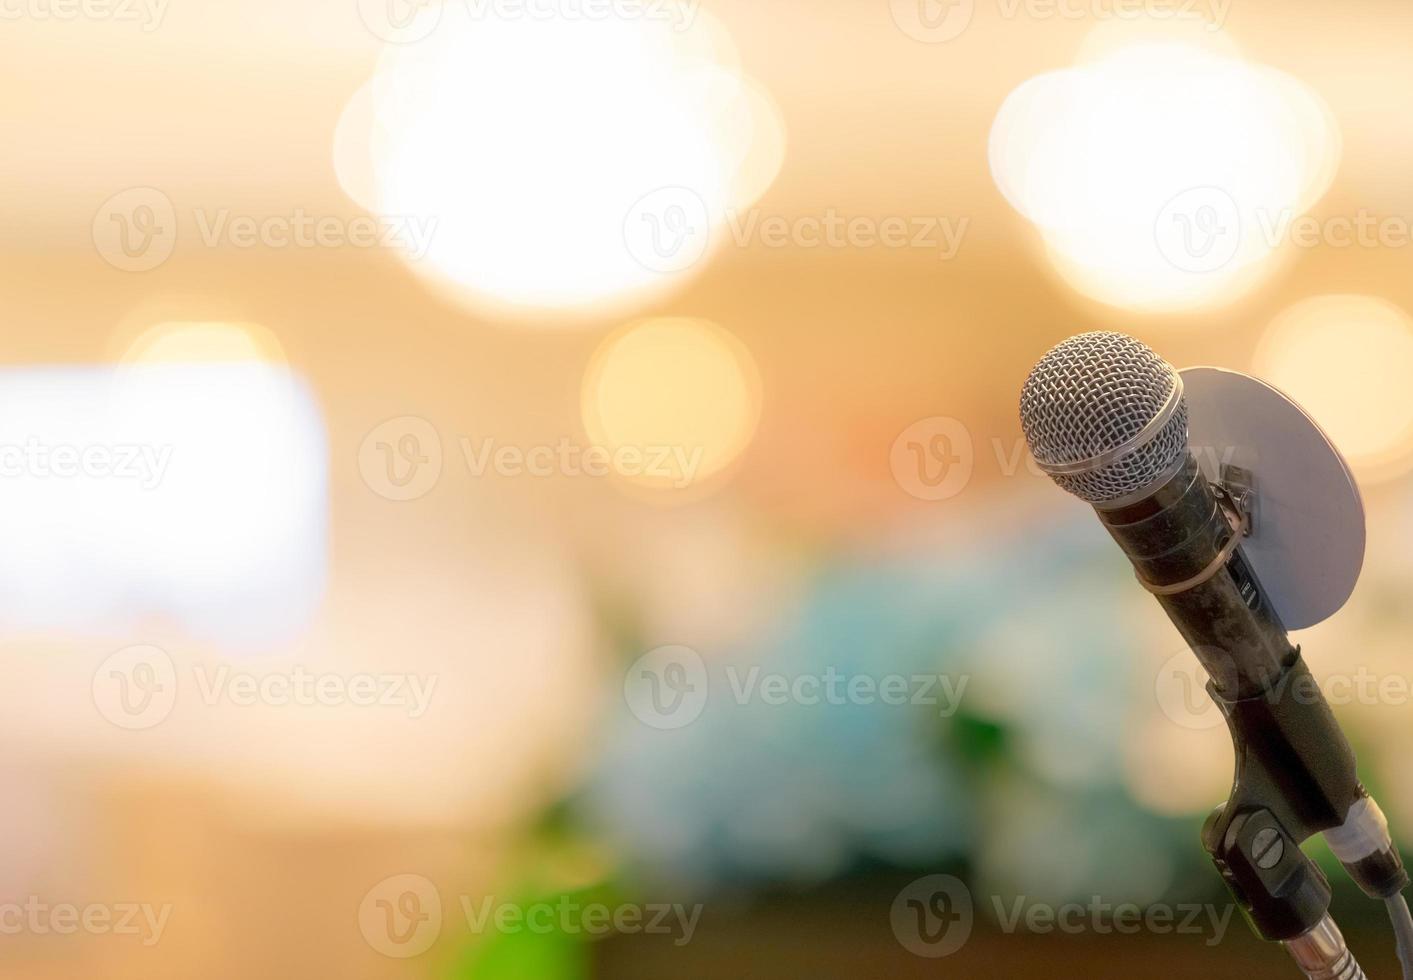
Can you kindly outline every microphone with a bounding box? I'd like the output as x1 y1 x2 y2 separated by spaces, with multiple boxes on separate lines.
1020 332 1408 979
1019 331 1288 697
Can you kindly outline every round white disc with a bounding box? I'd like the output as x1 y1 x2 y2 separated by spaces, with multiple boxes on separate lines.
1181 366 1365 631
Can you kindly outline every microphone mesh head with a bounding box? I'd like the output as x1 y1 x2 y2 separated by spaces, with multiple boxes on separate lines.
1019 331 1188 504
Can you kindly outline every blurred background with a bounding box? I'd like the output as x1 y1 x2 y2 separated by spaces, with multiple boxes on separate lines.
1 0 1412 975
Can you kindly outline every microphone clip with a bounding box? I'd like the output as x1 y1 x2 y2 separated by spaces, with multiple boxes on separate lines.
1213 462 1259 540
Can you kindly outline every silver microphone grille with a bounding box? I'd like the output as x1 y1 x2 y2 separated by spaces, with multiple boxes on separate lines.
1019 331 1188 504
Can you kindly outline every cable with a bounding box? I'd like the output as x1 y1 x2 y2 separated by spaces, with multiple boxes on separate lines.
1386 893 1413 980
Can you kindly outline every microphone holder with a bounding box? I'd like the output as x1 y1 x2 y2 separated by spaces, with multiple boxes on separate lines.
1202 651 1357 938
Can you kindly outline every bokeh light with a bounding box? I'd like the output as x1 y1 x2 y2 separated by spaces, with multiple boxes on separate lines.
336 4 785 320
580 317 760 493
990 34 1340 313
1254 294 1413 483
120 319 287 365
0 321 327 645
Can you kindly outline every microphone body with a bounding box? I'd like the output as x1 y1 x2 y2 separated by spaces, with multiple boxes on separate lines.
1098 452 1289 698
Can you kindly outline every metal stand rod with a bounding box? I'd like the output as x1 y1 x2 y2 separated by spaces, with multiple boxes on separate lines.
1285 915 1367 980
